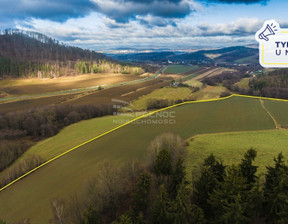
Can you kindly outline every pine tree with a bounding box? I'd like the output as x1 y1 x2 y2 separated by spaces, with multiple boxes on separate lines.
152 185 171 224
240 149 258 186
193 154 225 218
169 157 186 198
263 153 288 223
132 171 151 218
170 183 192 224
208 165 251 224
153 148 172 176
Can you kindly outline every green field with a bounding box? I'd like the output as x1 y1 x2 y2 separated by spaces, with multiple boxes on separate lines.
130 87 192 110
235 78 250 89
164 65 198 74
0 96 284 223
3 114 136 173
263 100 288 127
235 55 259 64
183 79 203 88
186 129 288 177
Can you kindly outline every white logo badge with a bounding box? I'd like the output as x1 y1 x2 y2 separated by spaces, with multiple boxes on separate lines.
256 20 288 68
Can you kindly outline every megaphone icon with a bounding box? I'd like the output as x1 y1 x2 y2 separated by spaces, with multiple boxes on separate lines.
258 23 277 41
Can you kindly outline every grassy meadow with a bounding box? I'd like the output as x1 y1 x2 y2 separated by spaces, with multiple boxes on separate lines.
0 96 279 223
190 85 228 100
186 129 288 177
130 86 192 110
163 65 198 74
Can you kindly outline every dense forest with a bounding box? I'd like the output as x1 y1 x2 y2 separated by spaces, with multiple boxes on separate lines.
0 103 114 188
2 133 286 224
0 29 143 78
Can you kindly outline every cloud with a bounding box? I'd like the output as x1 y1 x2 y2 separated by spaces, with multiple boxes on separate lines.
0 0 196 28
19 14 264 51
0 0 95 22
192 18 262 36
201 0 268 4
91 0 194 23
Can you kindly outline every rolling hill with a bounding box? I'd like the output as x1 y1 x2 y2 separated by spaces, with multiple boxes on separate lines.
0 30 142 78
111 46 259 64
0 95 284 223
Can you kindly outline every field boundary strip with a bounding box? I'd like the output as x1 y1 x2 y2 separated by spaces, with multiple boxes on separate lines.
1 93 288 192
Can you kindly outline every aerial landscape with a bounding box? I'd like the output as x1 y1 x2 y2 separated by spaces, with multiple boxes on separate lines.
1 0 288 223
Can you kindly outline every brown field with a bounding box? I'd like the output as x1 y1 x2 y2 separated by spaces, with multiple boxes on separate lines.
1 73 140 95
160 67 208 80
0 79 168 113
193 68 222 80
65 79 169 106
0 93 81 113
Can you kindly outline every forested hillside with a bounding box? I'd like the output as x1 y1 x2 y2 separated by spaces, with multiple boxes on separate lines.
0 29 143 78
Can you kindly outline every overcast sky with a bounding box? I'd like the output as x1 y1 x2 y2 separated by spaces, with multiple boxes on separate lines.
0 0 287 51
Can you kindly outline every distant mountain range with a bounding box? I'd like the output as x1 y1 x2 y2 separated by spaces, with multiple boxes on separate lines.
110 46 259 65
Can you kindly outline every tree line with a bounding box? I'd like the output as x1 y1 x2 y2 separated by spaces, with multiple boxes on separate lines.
3 133 287 224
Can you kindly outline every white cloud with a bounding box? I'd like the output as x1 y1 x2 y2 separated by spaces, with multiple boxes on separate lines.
15 13 270 51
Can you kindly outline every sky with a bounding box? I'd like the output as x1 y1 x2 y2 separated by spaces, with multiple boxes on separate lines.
0 0 288 52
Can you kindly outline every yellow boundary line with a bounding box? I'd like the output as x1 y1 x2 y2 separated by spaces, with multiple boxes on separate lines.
1 93 288 193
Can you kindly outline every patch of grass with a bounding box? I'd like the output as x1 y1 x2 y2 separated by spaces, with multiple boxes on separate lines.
185 129 288 177
130 87 192 110
164 65 198 74
184 80 203 88
235 78 250 89
0 96 276 223
190 85 228 100
235 55 258 64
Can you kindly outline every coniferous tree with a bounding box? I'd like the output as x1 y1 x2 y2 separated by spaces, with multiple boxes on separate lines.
263 153 288 223
170 183 192 224
169 157 186 199
132 171 151 219
208 165 251 224
193 154 225 218
240 148 258 186
153 148 172 177
152 185 171 224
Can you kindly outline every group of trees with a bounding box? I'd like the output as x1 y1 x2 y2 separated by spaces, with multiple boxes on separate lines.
74 60 143 75
2 133 285 224
203 68 288 100
202 71 248 90
248 69 288 99
0 30 144 78
0 103 113 188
